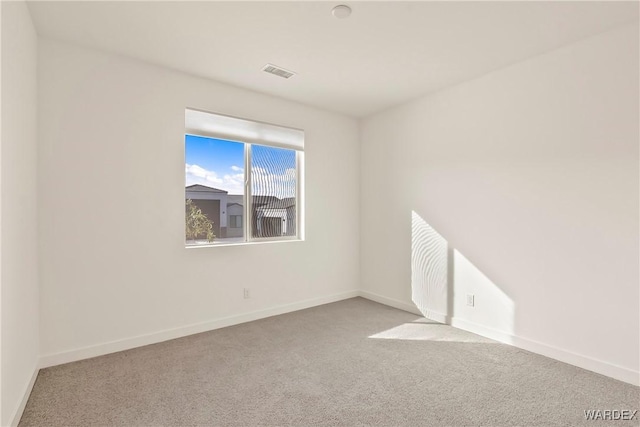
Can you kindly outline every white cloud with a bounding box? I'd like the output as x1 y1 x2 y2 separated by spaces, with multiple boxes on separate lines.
185 163 244 195
251 167 296 198
185 164 296 198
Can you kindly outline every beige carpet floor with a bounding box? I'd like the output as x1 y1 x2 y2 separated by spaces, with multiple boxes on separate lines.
19 298 639 426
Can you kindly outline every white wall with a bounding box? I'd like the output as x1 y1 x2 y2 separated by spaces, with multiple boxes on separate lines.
38 40 360 362
360 24 639 384
1 1 40 425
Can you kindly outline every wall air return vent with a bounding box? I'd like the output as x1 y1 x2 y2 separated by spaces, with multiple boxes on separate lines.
262 63 296 79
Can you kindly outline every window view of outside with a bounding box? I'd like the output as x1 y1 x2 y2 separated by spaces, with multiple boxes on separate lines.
185 135 297 245
185 135 245 245
251 144 297 238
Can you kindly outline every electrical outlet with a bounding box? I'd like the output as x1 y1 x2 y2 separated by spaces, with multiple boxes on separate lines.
243 288 250 299
466 294 475 307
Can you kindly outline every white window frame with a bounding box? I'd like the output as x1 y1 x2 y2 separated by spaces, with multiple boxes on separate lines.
185 108 304 247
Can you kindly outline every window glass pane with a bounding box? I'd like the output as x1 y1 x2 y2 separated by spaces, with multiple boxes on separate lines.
185 135 245 245
251 145 297 238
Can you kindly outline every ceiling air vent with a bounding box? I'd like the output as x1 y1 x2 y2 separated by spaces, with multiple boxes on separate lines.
262 63 296 79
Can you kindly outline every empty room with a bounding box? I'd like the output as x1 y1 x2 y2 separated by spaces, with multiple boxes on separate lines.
1 1 638 426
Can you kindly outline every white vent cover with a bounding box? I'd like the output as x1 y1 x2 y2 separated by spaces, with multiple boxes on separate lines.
262 63 296 79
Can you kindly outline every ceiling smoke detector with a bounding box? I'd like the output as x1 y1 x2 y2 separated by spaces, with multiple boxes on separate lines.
332 5 352 19
262 63 296 79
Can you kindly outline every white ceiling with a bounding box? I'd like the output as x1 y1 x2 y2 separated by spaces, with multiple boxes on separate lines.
27 1 638 118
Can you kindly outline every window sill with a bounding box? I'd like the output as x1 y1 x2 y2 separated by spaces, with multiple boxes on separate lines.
185 238 303 249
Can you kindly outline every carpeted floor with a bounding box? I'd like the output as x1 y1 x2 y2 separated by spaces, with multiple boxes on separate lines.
20 298 639 426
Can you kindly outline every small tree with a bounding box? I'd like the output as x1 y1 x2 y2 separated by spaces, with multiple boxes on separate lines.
185 199 215 242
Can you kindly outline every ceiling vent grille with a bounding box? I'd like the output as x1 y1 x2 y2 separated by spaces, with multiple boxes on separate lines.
262 64 296 79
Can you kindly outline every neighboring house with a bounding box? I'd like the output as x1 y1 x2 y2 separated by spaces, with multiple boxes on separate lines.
226 200 244 238
255 198 296 237
185 184 229 238
186 185 295 239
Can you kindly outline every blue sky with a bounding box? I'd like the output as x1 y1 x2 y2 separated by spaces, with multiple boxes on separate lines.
185 135 244 175
185 134 296 197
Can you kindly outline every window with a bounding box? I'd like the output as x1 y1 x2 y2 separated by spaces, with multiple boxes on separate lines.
229 215 242 228
185 108 303 246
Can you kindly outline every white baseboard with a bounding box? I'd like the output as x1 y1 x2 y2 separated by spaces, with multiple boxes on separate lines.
358 291 450 323
450 317 515 344
10 366 39 427
419 309 448 324
451 317 639 386
39 290 359 369
358 291 423 316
